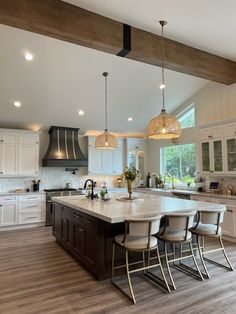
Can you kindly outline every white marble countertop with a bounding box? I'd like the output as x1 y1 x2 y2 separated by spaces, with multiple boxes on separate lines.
143 188 236 200
52 192 225 224
0 191 45 196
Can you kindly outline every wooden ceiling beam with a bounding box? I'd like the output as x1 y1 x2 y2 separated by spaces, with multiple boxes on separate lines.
0 0 235 84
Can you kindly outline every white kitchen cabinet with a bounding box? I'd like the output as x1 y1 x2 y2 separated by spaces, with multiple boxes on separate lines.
0 193 46 229
221 206 236 237
0 129 40 177
190 195 236 240
88 136 123 175
200 138 224 174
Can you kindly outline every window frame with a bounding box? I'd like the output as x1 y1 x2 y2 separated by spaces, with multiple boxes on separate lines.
177 104 195 129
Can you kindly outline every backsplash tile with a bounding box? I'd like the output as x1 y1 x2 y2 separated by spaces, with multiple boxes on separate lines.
0 167 122 192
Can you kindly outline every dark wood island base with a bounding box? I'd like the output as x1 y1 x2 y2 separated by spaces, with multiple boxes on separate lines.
53 202 124 280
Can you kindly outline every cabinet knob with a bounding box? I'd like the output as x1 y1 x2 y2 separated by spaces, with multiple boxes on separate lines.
0 139 4 143
36 141 39 144
0 171 3 174
208 135 213 139
0 205 2 207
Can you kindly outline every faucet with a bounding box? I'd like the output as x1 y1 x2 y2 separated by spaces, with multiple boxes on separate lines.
84 179 95 200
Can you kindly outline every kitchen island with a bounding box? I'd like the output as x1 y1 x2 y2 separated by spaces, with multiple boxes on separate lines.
52 192 225 280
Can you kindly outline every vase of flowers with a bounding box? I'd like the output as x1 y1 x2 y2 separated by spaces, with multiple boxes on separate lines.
124 167 138 200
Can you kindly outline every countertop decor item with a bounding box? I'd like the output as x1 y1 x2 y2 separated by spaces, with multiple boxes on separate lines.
95 72 118 149
147 21 182 140
124 166 138 200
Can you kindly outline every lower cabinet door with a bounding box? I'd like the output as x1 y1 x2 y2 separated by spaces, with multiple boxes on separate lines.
73 215 96 266
0 203 17 225
53 203 63 237
222 206 236 237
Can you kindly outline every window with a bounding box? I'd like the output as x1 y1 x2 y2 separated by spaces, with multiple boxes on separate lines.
178 105 195 129
161 143 196 185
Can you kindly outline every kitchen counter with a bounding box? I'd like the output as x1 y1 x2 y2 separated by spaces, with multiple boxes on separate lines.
52 192 225 280
0 191 45 196
52 192 225 224
137 188 236 201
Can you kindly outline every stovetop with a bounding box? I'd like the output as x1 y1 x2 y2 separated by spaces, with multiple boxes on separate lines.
44 188 77 192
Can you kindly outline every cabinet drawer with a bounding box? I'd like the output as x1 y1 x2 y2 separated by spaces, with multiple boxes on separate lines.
19 201 45 212
19 194 45 202
17 211 45 224
0 196 17 203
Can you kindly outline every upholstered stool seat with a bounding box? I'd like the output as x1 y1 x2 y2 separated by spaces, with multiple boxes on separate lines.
158 228 192 242
156 211 203 290
115 234 157 250
191 223 222 236
190 209 234 278
111 216 170 304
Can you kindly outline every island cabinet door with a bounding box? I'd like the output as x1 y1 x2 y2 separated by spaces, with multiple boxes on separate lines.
61 207 74 247
53 203 63 238
73 212 96 268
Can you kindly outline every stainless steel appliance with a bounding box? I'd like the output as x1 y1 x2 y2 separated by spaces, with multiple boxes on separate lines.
44 188 84 226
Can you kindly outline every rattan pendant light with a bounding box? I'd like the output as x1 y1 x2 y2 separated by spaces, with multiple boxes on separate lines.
95 72 118 149
147 21 182 139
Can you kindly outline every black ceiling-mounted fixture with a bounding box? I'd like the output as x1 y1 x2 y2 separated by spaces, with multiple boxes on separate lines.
117 24 131 57
42 126 88 167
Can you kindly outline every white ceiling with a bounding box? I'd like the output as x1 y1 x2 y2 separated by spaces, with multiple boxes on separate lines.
0 22 207 134
64 0 236 62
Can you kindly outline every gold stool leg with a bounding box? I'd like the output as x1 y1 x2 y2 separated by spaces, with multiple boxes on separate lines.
164 242 176 290
197 235 210 279
189 240 204 281
125 250 136 304
157 246 171 293
219 235 234 271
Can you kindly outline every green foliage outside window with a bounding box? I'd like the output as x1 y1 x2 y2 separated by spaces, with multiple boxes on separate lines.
162 143 196 185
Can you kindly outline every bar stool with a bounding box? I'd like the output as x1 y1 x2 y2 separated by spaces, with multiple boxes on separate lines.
111 216 170 304
190 209 234 278
157 211 204 290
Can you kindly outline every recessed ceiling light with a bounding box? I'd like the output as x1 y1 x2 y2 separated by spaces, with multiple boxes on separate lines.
14 101 22 108
24 52 34 61
78 110 85 116
159 83 166 89
128 117 133 122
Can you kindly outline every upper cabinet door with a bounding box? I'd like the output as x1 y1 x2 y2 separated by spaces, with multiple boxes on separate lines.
0 143 18 175
102 150 113 174
88 148 103 174
213 139 224 173
18 144 39 175
200 141 211 172
225 137 236 173
19 134 39 145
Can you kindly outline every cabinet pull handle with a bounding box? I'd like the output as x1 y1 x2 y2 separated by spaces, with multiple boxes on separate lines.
4 198 14 201
27 205 38 208
26 216 38 219
26 197 37 200
208 135 213 138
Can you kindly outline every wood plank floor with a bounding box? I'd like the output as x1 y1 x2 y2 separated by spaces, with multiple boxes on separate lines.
1 227 236 314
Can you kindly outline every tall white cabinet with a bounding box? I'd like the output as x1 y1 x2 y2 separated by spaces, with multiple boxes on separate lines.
88 136 123 175
0 129 40 177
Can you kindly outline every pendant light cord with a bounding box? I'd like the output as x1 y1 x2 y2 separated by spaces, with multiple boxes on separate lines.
103 72 108 131
161 22 165 110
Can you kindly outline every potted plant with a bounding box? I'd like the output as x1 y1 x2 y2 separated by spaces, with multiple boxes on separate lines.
124 166 138 199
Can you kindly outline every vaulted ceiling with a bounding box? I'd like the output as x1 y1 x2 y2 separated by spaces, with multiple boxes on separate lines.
2 0 235 134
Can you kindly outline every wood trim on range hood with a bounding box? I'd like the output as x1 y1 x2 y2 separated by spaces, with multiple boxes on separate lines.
0 0 236 84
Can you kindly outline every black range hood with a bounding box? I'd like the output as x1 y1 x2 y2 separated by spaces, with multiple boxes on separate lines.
42 126 88 167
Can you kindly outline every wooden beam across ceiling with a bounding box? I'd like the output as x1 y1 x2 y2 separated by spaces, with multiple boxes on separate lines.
0 0 236 85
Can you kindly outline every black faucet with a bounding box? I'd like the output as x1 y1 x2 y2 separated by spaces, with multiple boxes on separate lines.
84 179 95 200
